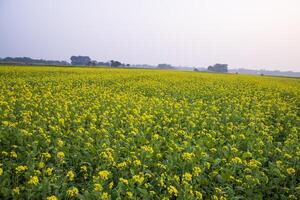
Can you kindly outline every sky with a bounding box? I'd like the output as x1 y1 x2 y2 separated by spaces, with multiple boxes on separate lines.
0 0 300 71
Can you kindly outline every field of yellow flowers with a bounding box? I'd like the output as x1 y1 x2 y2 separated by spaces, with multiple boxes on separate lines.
0 66 299 199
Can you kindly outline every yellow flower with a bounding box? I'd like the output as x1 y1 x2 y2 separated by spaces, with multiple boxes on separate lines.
98 170 110 180
141 145 154 154
10 151 18 158
80 165 88 172
182 152 195 161
66 170 75 181
15 165 28 174
57 139 64 147
67 187 79 197
28 176 39 185
46 167 54 176
42 152 51 160
132 174 144 184
195 191 203 199
231 157 242 165
173 175 180 183
248 159 261 169
1 151 8 156
109 181 114 189
0 168 3 176
101 192 110 200
94 183 102 191
133 159 141 166
47 195 58 200
38 162 45 169
152 134 160 140
287 168 296 175
127 191 133 198
119 177 129 185
117 161 127 169
57 151 65 159
183 173 193 182
193 167 202 176
167 186 178 196
13 187 20 194
34 170 41 176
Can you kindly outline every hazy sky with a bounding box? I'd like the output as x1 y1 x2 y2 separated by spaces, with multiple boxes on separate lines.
1 0 300 71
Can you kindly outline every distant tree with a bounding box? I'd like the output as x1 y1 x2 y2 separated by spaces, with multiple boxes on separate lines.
193 68 199 72
207 64 228 73
157 64 174 69
110 60 122 67
88 60 97 66
70 56 91 66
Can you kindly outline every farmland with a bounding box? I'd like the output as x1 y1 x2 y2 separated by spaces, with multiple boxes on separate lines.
0 66 299 199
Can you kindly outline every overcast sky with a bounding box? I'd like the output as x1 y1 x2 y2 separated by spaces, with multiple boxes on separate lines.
1 0 300 71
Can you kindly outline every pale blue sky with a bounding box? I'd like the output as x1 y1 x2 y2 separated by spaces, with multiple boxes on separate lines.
0 0 299 71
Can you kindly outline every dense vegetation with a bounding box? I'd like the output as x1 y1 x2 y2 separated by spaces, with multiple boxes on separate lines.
0 66 299 199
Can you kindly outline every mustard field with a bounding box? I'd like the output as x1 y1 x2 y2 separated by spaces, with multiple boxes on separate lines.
0 66 299 200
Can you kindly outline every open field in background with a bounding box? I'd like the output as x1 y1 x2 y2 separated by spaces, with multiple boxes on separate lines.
0 66 299 199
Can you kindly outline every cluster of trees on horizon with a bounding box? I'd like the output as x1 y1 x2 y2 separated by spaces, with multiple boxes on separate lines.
0 56 228 73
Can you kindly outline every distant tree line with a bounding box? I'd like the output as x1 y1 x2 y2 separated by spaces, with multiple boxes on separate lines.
0 56 229 73
157 64 174 69
0 56 131 68
0 57 69 66
70 56 130 67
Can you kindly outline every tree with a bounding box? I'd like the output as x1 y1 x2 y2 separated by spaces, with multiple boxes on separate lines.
88 60 97 66
157 64 174 69
70 56 91 66
110 60 122 67
207 64 228 73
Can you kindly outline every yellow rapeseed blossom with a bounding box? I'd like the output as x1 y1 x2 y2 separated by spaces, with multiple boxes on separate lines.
193 167 202 176
182 173 193 182
94 183 103 191
182 152 195 161
66 170 75 181
38 162 45 169
101 192 110 200
13 187 20 194
46 195 58 200
109 181 114 189
15 165 28 174
231 157 243 165
80 165 88 172
287 168 296 175
168 186 178 196
133 159 141 166
127 191 133 198
141 145 154 154
10 151 17 158
0 167 3 176
195 191 203 199
56 151 65 159
119 177 129 185
67 187 79 197
57 139 64 147
42 152 51 159
132 174 144 184
46 167 54 176
98 170 110 180
28 176 39 185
